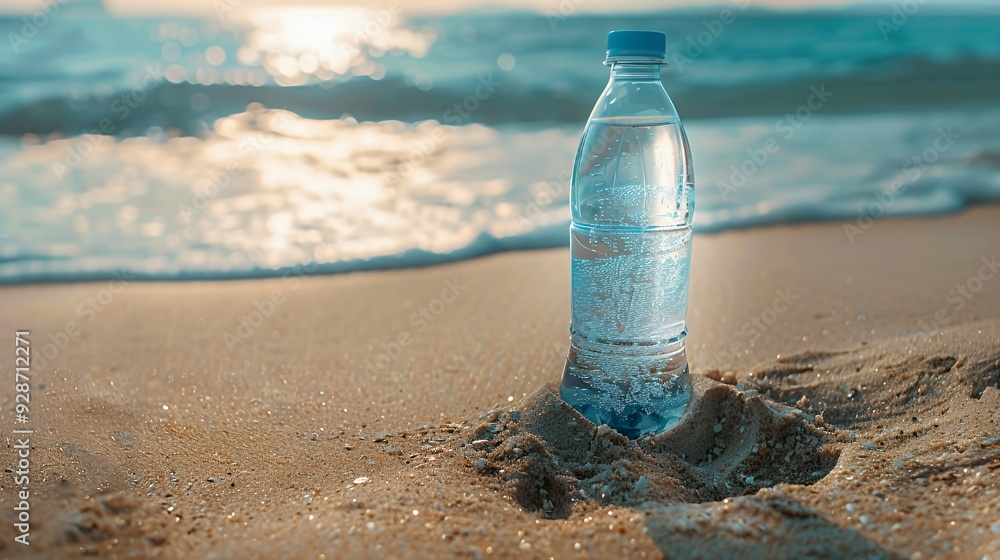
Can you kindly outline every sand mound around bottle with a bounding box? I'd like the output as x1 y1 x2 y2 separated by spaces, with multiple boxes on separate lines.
465 321 1000 559
465 375 844 519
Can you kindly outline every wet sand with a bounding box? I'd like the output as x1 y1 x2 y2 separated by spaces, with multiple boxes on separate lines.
1 206 999 559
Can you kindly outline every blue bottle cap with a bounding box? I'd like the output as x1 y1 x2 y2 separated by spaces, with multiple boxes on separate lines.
606 30 666 59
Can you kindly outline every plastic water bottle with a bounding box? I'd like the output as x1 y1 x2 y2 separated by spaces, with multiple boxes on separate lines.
560 30 694 439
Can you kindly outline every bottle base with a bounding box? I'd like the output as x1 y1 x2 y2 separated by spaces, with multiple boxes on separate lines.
559 364 690 440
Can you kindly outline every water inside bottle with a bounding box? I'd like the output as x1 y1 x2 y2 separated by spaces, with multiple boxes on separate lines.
561 118 694 439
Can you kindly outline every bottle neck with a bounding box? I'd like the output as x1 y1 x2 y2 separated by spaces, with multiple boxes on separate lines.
609 61 663 82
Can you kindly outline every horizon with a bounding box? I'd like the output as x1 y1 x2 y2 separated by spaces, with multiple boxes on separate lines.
1 0 998 17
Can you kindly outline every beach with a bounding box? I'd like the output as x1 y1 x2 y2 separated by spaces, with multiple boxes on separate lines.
1 206 998 559
2 3 999 559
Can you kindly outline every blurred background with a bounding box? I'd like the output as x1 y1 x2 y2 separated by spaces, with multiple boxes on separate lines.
0 0 998 282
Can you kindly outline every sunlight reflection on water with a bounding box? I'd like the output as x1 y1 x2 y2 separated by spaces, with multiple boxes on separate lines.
151 6 435 88
231 7 434 86
0 107 574 280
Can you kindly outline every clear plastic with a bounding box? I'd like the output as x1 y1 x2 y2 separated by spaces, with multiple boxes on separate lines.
560 55 694 439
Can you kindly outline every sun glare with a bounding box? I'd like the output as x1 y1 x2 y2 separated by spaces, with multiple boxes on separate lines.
230 6 434 86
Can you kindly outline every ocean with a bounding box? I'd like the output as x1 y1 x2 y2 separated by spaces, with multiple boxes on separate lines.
1 3 998 282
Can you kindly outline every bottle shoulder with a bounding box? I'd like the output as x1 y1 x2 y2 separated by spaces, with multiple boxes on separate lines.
588 80 681 124
571 82 694 229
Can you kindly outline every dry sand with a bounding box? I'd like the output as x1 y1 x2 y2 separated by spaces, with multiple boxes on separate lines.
0 206 999 559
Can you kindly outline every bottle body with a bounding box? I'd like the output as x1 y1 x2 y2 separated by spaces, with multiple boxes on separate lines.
560 57 694 439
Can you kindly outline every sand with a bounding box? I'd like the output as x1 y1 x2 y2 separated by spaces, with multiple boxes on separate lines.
1 206 999 559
